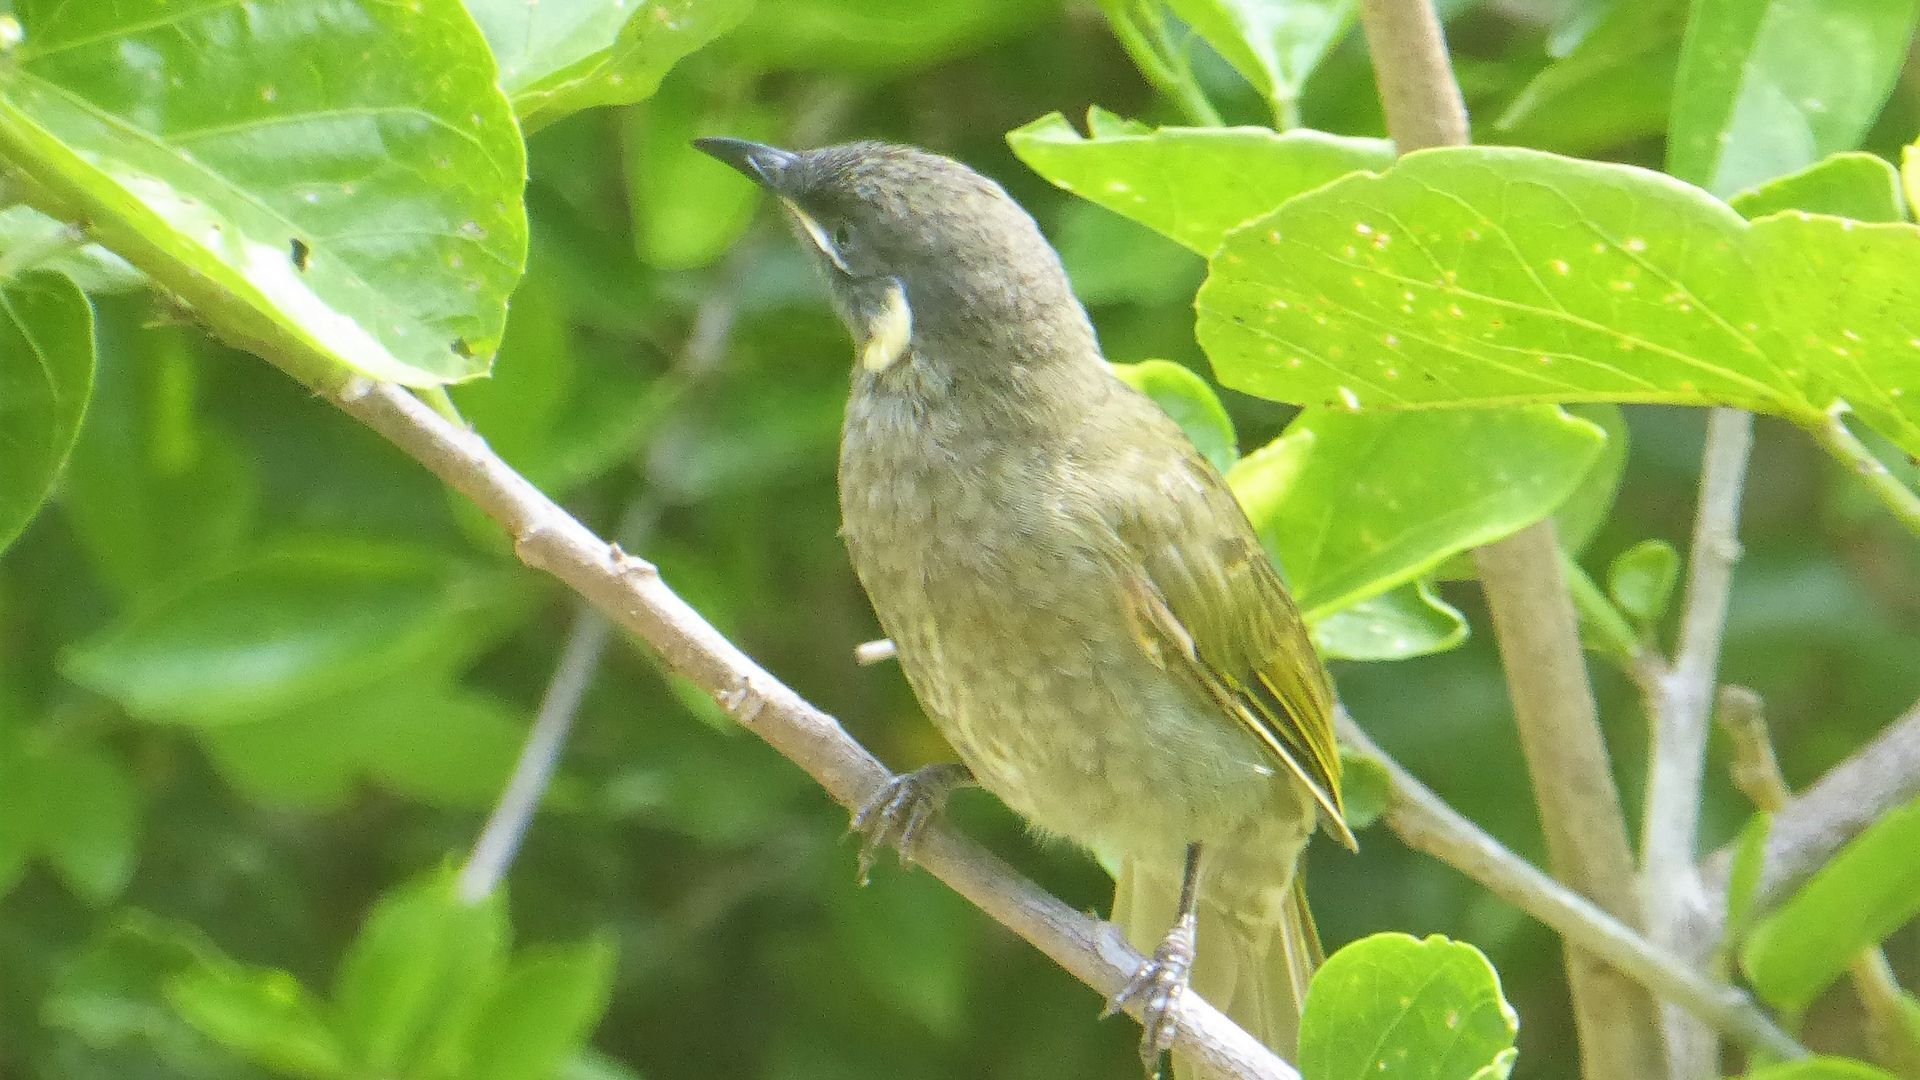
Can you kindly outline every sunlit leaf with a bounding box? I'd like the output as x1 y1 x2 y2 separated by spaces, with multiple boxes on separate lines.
1744 1059 1902 1080
1335 748 1391 830
333 869 509 1075
0 0 526 386
1111 359 1237 472
1228 406 1605 618
465 0 751 129
1668 0 1920 197
1299 932 1518 1080
1729 153 1908 223
1009 109 1391 254
1743 796 1920 1014
1198 147 1920 458
0 270 91 554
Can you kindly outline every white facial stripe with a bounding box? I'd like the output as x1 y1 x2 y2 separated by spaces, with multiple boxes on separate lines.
781 200 851 274
860 280 912 373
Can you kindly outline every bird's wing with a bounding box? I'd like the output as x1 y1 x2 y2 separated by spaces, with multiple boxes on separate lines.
1107 395 1355 850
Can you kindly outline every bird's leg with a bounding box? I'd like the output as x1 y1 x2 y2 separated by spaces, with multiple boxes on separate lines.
1106 841 1203 1078
848 762 974 884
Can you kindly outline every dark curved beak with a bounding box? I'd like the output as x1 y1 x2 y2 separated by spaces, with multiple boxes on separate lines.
692 137 799 192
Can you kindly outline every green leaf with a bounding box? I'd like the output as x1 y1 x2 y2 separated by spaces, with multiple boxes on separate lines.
466 0 751 131
1299 932 1518 1080
1162 0 1356 116
1335 748 1391 831
1056 199 1205 307
1743 1059 1903 1080
1228 406 1605 618
168 961 347 1079
0 206 142 291
1497 0 1686 150
460 937 618 1080
333 869 509 1076
1607 539 1680 623
0 735 138 904
1722 811 1773 951
734 0 1052 74
1668 0 1920 197
63 537 527 727
199 679 533 811
1743 796 1920 1013
41 912 240 1070
1312 580 1467 661
1553 403 1630 556
1197 146 1920 459
625 75 774 269
59 310 257 598
1729 153 1908 222
0 0 527 387
1008 109 1392 254
0 270 93 554
1905 142 1920 217
1111 360 1238 472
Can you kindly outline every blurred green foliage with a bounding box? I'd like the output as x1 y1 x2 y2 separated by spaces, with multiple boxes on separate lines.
0 0 1917 1078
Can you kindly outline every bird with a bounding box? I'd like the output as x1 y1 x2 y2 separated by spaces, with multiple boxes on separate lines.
694 135 1354 1074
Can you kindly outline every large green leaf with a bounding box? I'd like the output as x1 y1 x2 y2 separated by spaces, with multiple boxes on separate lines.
1198 147 1920 458
1729 153 1908 223
1497 0 1685 152
1298 932 1518 1080
464 0 751 130
333 869 509 1075
0 269 92 553
1743 796 1920 1014
1008 109 1392 254
1164 0 1355 120
1227 406 1606 618
1668 0 1920 197
0 0 526 387
63 537 527 726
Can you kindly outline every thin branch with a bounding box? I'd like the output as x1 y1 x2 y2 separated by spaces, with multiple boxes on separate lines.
1474 525 1666 1076
334 378 1294 1080
1642 406 1753 1076
1336 716 1806 1060
1100 0 1224 126
1807 401 1920 536
460 600 618 903
1701 695 1920 927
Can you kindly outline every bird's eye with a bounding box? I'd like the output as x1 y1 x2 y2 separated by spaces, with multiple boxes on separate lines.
830 223 855 252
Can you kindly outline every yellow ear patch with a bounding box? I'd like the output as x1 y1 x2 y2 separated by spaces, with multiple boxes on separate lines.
780 199 851 274
860 280 912 373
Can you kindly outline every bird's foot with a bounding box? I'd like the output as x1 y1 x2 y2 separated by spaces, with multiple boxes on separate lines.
848 763 973 884
1104 912 1197 1078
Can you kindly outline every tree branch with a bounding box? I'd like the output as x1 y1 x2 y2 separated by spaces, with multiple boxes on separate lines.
1700 695 1920 924
334 378 1294 1080
1336 716 1806 1061
1354 2 1661 1072
1641 406 1753 1075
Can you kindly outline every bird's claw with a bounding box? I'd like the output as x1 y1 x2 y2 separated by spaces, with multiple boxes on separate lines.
848 763 971 884
1105 913 1197 1078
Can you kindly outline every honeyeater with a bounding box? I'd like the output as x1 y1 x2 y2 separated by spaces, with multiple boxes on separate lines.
695 136 1354 1073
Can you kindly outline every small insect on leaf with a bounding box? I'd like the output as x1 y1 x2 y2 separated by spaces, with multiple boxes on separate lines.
289 237 311 271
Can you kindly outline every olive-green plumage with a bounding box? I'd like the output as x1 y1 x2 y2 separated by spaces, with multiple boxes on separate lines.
696 137 1352 1068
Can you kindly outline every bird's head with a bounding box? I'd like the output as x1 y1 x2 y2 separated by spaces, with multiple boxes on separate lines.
693 137 1095 377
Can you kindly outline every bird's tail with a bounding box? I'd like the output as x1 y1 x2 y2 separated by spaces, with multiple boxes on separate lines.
1113 858 1321 1078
